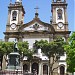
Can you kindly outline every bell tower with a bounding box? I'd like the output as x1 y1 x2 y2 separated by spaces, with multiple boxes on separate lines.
51 0 68 31
6 0 25 32
4 0 25 42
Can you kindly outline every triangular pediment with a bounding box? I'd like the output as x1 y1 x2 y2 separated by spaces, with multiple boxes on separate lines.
19 18 55 32
23 22 49 31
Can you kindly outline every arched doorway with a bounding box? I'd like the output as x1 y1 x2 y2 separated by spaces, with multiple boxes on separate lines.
23 64 28 72
43 64 48 75
32 62 39 74
60 66 65 75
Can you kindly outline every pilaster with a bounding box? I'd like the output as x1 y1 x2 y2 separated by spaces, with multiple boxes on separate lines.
39 62 42 75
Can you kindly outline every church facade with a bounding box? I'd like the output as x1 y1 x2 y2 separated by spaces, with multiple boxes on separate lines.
4 0 71 75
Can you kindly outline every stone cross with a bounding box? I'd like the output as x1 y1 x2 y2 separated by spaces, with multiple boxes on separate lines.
16 0 22 2
34 6 39 13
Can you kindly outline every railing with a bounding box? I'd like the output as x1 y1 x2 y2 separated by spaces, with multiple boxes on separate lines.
0 71 23 75
0 71 33 75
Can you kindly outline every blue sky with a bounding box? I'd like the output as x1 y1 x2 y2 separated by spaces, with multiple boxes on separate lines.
0 0 74 39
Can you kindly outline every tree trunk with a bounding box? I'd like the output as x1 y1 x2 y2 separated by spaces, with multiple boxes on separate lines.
49 58 51 75
49 57 54 75
49 58 52 75
51 70 53 75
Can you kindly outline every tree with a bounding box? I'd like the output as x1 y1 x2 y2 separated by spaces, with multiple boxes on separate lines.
64 32 75 73
0 41 14 70
35 38 65 75
18 41 33 60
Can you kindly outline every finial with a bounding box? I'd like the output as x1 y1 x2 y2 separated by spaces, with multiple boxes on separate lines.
34 6 39 18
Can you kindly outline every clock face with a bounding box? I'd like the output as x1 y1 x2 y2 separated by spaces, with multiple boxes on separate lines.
58 22 63 28
11 23 16 29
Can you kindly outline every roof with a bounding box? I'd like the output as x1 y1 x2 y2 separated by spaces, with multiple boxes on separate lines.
19 17 55 32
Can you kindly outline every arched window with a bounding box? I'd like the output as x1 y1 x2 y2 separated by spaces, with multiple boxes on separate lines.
32 63 39 74
43 65 48 75
23 64 28 72
60 66 65 75
57 9 62 19
12 11 17 20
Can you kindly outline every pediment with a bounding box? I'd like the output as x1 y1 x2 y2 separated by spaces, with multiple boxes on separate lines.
19 18 55 32
23 22 48 31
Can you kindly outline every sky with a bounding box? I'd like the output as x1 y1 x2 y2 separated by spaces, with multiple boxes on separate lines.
0 0 75 39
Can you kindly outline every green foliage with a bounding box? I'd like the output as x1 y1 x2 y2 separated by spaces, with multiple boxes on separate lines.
64 32 75 72
18 41 29 55
0 42 13 55
18 41 33 60
34 40 48 49
35 38 65 58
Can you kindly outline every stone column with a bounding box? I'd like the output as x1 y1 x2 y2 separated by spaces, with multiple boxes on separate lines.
20 60 23 73
41 63 43 75
39 62 42 75
5 36 9 42
48 65 49 75
7 10 10 25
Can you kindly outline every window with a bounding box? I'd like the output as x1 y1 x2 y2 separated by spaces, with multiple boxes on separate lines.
60 66 65 75
12 11 17 20
57 9 62 19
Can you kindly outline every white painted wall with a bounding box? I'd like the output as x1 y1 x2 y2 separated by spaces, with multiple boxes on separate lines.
60 53 66 61
8 38 16 42
23 38 49 49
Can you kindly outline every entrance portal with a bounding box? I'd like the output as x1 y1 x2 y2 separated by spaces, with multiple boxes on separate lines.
23 64 28 72
32 62 39 74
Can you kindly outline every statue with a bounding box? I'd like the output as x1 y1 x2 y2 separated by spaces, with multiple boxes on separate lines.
6 39 21 70
14 39 19 52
